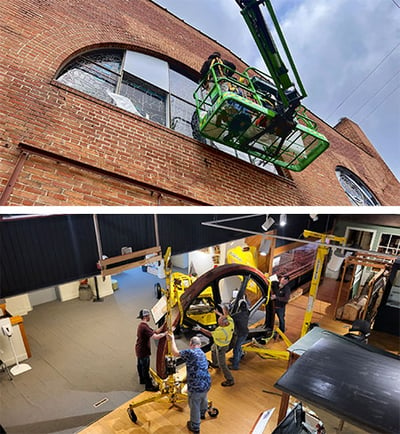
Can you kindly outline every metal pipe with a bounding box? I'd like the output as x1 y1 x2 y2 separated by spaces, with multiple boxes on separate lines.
92 214 104 301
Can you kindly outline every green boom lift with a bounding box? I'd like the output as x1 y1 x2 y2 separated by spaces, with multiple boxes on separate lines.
193 0 329 172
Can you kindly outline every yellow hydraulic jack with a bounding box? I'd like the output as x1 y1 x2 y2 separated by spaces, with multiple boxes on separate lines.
242 283 292 362
127 248 219 424
242 325 292 361
300 230 346 337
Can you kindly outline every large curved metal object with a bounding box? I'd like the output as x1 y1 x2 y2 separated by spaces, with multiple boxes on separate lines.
156 263 274 377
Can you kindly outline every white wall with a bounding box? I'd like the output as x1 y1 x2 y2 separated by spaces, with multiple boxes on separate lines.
171 253 188 269
29 287 58 306
188 250 214 276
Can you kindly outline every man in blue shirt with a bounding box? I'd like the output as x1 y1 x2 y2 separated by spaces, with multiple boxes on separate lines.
168 334 211 433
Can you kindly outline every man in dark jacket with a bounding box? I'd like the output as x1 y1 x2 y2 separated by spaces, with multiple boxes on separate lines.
271 275 291 336
199 52 236 91
135 308 167 391
229 298 249 370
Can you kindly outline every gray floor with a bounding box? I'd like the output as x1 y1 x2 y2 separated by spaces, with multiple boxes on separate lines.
0 267 168 434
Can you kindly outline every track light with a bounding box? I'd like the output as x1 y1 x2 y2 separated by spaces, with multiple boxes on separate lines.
259 238 271 256
279 214 287 227
309 214 318 222
261 215 275 231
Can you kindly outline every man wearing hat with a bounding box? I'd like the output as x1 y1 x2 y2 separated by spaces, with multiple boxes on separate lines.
135 308 167 392
199 52 236 92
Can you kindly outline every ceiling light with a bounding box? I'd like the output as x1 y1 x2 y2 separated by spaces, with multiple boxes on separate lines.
279 214 287 227
259 238 271 256
261 215 275 231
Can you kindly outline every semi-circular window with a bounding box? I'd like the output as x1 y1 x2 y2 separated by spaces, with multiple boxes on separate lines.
56 48 279 174
335 166 380 206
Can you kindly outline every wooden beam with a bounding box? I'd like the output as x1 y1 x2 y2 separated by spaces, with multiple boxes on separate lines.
100 246 161 267
101 254 162 277
99 246 162 277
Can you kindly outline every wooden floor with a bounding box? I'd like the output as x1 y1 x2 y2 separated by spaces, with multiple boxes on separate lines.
80 278 399 434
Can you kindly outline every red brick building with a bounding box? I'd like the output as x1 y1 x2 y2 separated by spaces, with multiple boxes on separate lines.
1 0 399 206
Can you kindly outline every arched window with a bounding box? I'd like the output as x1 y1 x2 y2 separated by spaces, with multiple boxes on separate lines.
56 48 279 174
335 166 380 206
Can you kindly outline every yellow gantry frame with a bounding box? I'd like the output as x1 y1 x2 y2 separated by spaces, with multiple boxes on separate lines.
300 230 346 337
242 230 346 360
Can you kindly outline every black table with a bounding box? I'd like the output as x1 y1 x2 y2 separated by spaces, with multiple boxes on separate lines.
275 333 400 433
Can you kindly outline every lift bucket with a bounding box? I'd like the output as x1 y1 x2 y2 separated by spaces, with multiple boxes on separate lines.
194 66 329 172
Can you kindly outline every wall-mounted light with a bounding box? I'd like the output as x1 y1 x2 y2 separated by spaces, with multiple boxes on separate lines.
279 214 287 227
309 214 318 221
261 215 275 231
259 238 271 256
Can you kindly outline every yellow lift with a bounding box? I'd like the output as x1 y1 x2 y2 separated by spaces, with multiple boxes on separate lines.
127 248 218 424
242 230 346 360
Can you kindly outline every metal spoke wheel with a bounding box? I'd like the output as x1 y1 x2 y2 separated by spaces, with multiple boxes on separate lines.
208 407 219 418
154 282 162 299
156 263 273 377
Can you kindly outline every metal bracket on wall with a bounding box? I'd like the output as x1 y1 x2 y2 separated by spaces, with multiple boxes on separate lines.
0 150 29 206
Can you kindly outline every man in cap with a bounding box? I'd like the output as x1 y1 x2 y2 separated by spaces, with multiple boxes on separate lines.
135 308 167 391
199 51 236 92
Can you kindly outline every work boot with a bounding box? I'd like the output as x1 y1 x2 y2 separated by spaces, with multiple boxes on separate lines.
145 384 159 392
187 421 200 433
228 364 239 370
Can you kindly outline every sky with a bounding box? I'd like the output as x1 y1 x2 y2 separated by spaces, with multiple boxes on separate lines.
153 0 400 182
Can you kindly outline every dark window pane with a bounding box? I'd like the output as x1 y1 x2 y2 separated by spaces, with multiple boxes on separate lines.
170 96 197 138
120 72 167 126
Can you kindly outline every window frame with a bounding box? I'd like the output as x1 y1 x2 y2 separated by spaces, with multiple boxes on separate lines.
335 166 380 206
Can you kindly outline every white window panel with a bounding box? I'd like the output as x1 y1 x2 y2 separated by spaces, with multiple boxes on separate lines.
124 51 169 91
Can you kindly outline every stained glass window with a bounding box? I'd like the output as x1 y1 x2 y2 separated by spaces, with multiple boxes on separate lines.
121 72 167 125
57 49 122 104
335 166 380 206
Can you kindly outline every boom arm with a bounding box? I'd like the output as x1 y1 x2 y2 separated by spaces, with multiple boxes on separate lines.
235 0 306 111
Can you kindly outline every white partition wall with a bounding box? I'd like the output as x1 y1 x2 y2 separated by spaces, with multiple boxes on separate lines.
57 281 80 302
4 294 32 316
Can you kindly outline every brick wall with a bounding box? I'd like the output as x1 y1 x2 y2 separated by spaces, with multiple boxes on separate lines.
1 0 399 206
